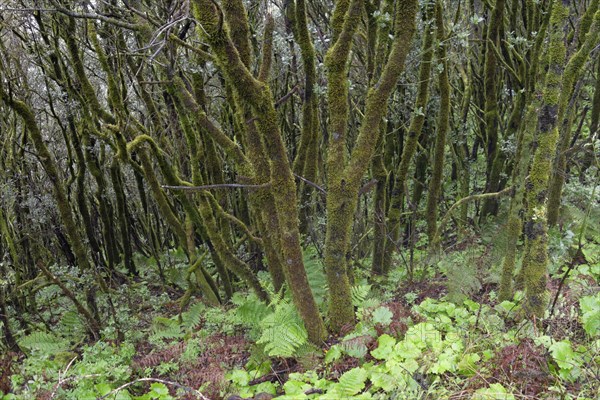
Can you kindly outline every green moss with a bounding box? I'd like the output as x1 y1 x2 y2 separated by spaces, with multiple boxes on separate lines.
498 102 537 301
426 0 451 243
331 0 351 43
520 0 579 319
480 0 506 218
290 0 321 233
258 15 274 82
385 1 433 265
0 90 94 285
547 9 600 225
63 18 115 124
193 0 327 342
222 0 253 67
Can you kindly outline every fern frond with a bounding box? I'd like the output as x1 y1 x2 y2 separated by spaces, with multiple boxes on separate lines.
303 247 327 309
182 302 205 330
236 294 270 326
257 302 308 357
351 284 371 306
151 317 183 340
58 311 85 336
19 331 69 354
334 367 368 396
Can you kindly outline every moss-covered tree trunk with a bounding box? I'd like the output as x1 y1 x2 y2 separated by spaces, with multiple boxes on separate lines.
370 0 394 275
323 0 418 331
287 0 321 235
384 1 434 271
425 0 451 245
193 0 327 343
521 2 600 318
0 86 101 338
480 0 506 218
546 0 600 226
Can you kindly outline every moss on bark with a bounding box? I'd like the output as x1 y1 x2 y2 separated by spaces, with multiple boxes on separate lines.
193 0 327 342
519 1 600 319
385 1 434 269
480 0 506 218
546 6 600 226
426 0 451 245
324 0 418 329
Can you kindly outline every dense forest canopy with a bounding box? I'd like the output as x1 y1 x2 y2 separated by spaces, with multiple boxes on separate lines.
0 0 599 398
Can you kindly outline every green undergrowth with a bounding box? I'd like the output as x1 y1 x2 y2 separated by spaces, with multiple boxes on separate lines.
1 226 599 399
226 289 599 399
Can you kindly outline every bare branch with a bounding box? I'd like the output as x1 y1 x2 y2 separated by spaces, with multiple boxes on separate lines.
293 173 326 195
46 0 141 30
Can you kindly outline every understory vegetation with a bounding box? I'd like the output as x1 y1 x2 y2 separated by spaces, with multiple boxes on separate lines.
1 0 599 399
2 204 599 399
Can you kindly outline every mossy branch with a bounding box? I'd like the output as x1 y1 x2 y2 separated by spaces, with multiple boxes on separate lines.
344 0 418 182
258 15 275 82
433 186 513 247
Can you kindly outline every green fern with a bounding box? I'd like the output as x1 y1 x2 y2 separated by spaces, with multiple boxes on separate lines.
181 302 205 330
150 316 183 340
257 300 308 357
58 311 85 337
360 297 381 310
19 331 70 354
235 293 270 326
333 367 368 397
340 337 369 358
303 246 328 309
351 284 372 306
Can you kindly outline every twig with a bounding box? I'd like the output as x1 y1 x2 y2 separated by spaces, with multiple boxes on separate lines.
248 368 291 385
293 173 326 195
305 388 324 395
97 377 210 400
50 355 79 399
358 179 378 196
245 86 299 124
47 0 140 29
434 186 513 245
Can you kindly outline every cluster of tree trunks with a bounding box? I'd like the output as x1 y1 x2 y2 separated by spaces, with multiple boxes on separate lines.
0 0 598 348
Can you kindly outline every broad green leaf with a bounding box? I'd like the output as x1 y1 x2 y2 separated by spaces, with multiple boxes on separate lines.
457 353 481 376
370 372 396 391
371 334 396 360
324 345 342 363
580 295 598 314
580 295 600 337
228 369 250 386
95 382 112 396
254 382 277 395
394 339 422 359
549 340 575 370
473 383 515 399
150 383 169 396
372 306 393 326
283 380 310 395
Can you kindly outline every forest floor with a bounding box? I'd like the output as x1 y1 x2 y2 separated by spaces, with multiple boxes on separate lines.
2 201 599 399
2 230 598 400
